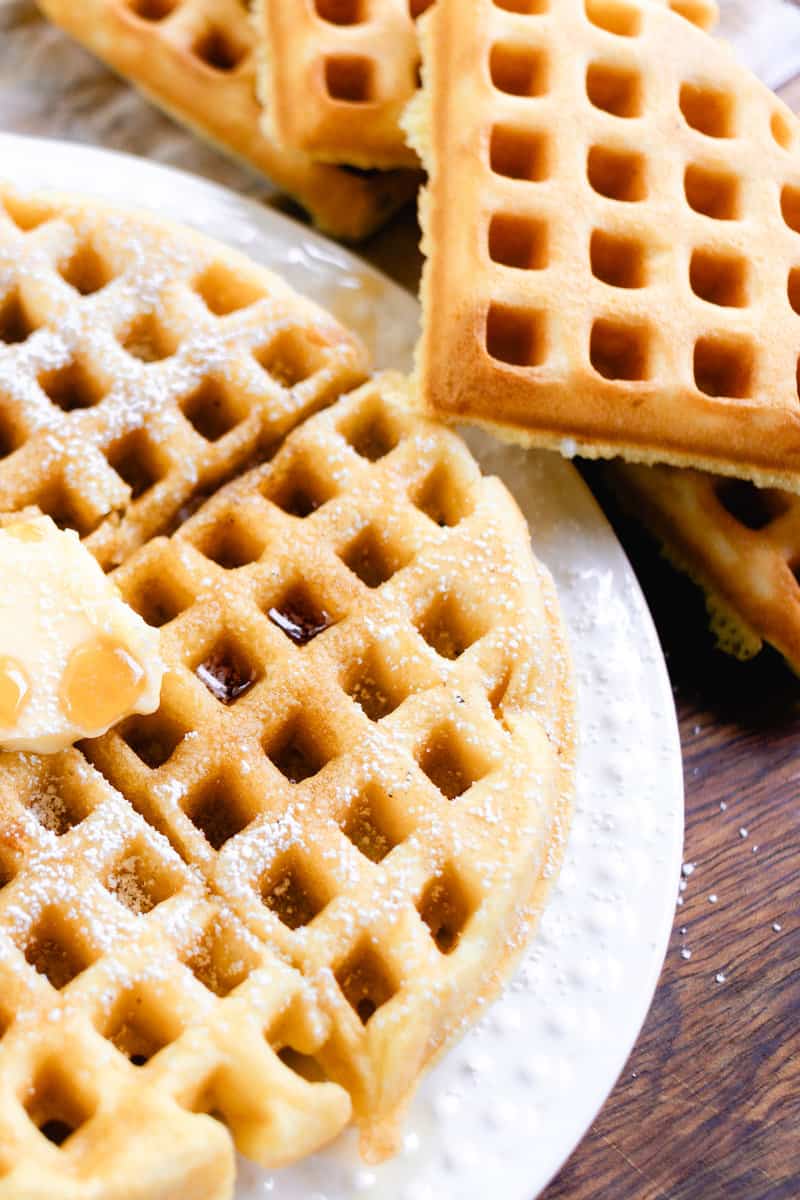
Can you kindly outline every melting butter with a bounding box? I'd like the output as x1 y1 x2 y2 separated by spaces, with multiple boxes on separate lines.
0 515 163 754
0 656 30 727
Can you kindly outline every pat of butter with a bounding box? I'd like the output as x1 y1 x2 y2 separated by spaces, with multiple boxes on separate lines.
0 515 163 754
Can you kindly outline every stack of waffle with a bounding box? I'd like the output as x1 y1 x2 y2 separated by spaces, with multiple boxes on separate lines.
35 1 713 236
36 0 420 239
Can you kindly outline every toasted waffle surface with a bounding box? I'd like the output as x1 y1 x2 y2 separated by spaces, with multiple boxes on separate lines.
663 0 718 26
607 460 800 672
0 750 351 1197
0 190 575 1192
36 0 418 240
407 0 800 490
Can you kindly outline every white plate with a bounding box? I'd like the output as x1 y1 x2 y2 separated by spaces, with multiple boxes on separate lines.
0 133 684 1200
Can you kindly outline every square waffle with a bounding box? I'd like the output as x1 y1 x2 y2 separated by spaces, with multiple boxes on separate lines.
36 0 419 240
406 0 800 491
606 460 800 673
0 186 575 1193
258 0 714 170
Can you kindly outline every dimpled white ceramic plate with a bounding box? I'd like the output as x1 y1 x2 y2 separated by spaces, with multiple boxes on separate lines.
0 132 683 1200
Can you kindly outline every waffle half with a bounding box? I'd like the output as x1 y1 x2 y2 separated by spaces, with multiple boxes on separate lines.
607 460 800 673
0 187 575 1194
36 0 418 240
406 0 800 491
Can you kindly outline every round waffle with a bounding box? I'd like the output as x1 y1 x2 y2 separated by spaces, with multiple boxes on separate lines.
0 186 575 1196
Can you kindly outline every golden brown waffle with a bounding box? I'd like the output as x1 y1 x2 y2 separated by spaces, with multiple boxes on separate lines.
257 0 432 169
0 188 575 1191
406 0 800 491
606 460 800 673
257 0 714 171
0 183 367 571
36 0 418 240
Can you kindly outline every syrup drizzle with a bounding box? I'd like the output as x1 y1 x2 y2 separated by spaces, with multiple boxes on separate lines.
195 650 254 704
268 601 332 646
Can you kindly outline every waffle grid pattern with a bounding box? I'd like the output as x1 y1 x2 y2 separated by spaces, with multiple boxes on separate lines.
259 0 434 168
607 460 800 673
0 185 368 570
0 379 573 1190
411 0 800 489
37 0 419 239
86 375 573 1155
259 0 711 170
0 751 351 1197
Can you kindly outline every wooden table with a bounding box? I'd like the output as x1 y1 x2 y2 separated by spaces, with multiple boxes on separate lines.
2 4 799 1196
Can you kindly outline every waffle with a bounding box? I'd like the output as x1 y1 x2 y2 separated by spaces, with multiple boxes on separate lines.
0 190 575 1191
406 0 800 492
257 0 430 169
84 371 575 1162
36 0 419 240
0 750 351 1196
606 460 800 673
258 0 714 171
0 183 367 571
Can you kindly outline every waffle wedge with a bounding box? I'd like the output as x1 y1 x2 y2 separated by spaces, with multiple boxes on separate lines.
0 184 367 571
36 0 418 240
258 0 715 170
406 0 800 491
607 460 800 672
0 752 352 1196
0 186 575 1193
